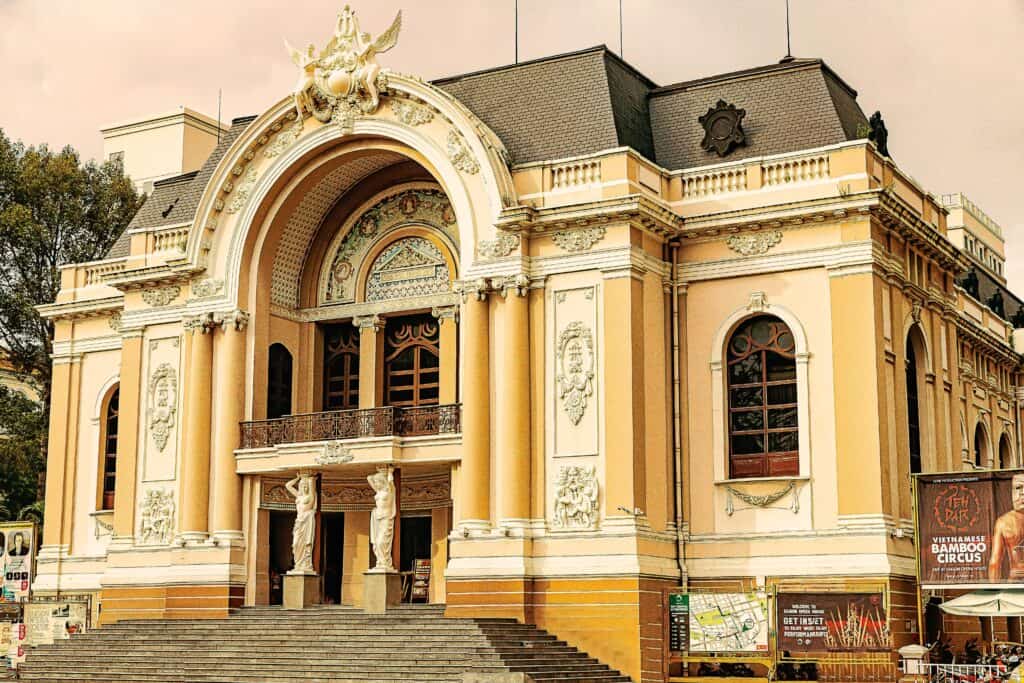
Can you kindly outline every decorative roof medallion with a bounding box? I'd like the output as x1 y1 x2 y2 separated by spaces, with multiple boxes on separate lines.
286 6 402 132
699 100 747 157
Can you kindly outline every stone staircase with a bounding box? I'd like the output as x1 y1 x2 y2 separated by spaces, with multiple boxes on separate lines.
16 604 632 683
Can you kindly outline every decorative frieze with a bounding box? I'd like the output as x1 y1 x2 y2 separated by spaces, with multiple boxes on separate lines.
226 166 259 214
316 442 354 466
550 226 606 253
725 230 783 256
552 465 599 529
365 237 450 302
555 321 595 425
138 488 176 545
141 285 180 307
446 130 479 175
147 363 177 452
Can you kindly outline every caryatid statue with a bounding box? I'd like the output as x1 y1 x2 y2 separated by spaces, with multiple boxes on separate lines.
367 466 396 572
285 472 317 573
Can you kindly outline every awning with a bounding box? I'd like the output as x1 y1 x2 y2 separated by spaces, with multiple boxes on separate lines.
939 590 1024 617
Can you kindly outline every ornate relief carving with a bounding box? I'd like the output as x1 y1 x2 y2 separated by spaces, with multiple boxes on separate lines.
93 514 113 539
477 231 520 259
556 322 595 425
190 278 224 299
552 465 599 529
747 291 768 313
446 130 479 174
454 278 490 302
316 441 354 465
285 7 401 132
365 237 450 302
226 166 259 214
139 488 175 545
141 285 180 307
725 230 783 256
264 117 303 158
322 188 457 303
724 481 801 516
147 363 177 452
550 226 606 253
108 312 121 332
391 98 434 126
494 273 530 299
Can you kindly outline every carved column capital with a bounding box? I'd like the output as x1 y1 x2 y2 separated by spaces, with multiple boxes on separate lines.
352 314 385 332
213 309 249 332
431 305 459 322
183 312 216 334
494 273 530 299
454 278 491 302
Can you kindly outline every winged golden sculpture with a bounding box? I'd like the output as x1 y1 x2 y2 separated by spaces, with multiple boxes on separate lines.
285 6 402 125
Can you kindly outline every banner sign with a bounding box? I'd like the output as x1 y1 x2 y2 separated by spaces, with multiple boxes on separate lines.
671 592 769 654
0 522 35 603
916 470 1024 587
22 601 87 647
777 593 890 654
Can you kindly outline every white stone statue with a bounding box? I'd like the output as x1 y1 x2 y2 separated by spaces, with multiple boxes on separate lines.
285 472 317 573
553 465 600 529
367 466 396 572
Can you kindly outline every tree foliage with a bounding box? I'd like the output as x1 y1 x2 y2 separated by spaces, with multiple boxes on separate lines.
0 129 142 512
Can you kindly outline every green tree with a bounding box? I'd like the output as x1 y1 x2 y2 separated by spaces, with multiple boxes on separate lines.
0 129 142 513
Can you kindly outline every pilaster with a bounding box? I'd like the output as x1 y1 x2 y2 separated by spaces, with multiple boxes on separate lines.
432 305 459 405
353 314 384 409
112 330 144 541
495 274 531 526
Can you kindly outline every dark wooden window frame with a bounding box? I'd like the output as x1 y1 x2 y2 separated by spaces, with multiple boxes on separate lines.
726 316 799 479
384 316 440 407
323 324 360 410
99 386 120 511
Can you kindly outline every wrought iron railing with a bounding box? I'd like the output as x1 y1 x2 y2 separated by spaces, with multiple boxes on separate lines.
239 404 461 449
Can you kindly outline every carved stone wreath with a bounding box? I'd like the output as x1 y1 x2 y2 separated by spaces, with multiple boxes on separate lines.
550 226 606 253
316 441 354 466
723 480 800 516
556 322 595 425
147 363 178 452
391 98 434 126
725 230 783 256
190 278 224 299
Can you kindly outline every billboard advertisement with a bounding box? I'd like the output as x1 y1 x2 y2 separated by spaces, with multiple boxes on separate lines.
0 522 35 603
776 593 891 655
916 470 1024 587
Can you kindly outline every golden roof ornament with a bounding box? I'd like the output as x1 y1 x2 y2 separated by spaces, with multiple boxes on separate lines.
285 6 402 132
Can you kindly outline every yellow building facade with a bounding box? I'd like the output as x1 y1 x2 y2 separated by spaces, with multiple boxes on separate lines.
35 13 1024 683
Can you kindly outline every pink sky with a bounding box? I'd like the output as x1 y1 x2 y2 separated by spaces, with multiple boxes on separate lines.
2 0 1022 291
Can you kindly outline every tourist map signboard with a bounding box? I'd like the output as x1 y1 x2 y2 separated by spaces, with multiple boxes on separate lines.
0 522 35 603
776 593 891 655
673 592 769 653
916 470 1024 587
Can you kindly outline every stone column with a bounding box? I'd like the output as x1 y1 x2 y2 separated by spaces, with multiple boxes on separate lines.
211 310 248 541
180 313 215 542
113 331 145 540
432 306 459 405
457 280 491 529
353 314 384 410
497 275 531 524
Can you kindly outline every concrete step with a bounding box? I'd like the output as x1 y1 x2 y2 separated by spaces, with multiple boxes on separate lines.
19 606 632 683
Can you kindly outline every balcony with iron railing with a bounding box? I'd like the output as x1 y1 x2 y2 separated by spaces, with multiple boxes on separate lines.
239 404 461 450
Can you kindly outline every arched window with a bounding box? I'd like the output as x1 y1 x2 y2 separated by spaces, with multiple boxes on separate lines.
999 434 1013 470
267 344 293 419
906 334 923 475
385 314 439 407
99 387 120 510
974 423 989 469
323 324 360 410
726 316 798 478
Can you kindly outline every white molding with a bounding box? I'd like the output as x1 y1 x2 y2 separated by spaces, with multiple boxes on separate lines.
679 240 878 283
52 334 123 359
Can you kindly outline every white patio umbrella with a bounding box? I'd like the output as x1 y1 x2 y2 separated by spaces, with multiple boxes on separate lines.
939 590 1024 617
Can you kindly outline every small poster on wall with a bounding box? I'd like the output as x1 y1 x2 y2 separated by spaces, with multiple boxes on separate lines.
0 522 36 603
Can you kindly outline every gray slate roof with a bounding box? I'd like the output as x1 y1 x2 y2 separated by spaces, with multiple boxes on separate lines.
116 49 869 238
